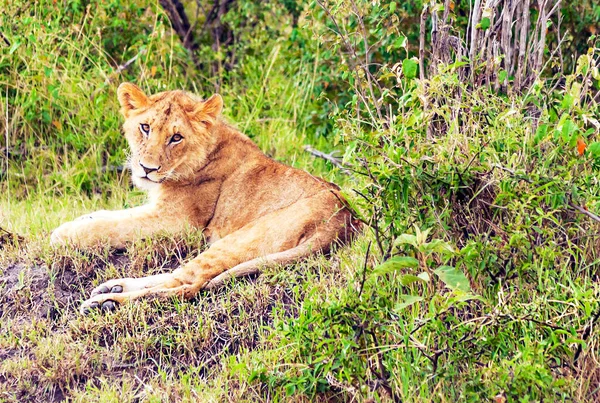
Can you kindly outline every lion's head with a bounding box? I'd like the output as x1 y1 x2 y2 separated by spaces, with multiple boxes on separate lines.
117 83 223 190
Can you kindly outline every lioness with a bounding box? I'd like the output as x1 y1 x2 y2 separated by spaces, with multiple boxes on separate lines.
51 83 359 314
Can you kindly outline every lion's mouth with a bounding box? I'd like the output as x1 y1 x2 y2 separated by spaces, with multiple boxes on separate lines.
139 176 165 184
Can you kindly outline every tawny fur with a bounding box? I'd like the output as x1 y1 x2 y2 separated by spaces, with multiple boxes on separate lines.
50 83 359 314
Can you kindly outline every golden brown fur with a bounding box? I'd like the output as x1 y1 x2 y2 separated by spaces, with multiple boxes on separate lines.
51 83 359 313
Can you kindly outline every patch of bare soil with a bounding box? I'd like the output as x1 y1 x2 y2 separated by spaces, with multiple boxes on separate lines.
0 263 83 320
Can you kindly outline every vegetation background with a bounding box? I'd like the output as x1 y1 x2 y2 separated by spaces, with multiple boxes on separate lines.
1 0 600 401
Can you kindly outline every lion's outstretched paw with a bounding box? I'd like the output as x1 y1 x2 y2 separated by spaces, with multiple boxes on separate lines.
50 220 93 246
50 222 76 246
80 297 119 315
74 210 111 221
50 229 65 246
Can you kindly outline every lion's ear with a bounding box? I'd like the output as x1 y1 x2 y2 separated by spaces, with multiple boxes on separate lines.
117 83 149 117
192 94 223 127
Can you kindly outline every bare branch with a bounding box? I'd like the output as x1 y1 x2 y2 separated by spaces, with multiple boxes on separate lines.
419 6 427 81
570 203 600 224
303 145 351 174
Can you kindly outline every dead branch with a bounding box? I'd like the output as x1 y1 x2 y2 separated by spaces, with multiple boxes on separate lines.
570 203 600 224
159 0 201 69
89 48 147 102
419 6 427 81
303 145 350 174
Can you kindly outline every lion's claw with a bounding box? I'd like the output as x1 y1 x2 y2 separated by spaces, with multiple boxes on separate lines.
91 285 110 297
101 300 117 311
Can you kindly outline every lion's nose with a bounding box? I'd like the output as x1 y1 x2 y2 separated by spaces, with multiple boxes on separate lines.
139 162 160 175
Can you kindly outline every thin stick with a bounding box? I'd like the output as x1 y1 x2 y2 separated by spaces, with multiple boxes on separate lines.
89 48 147 102
419 6 427 81
4 86 9 213
357 241 372 299
570 203 600 224
303 145 351 174
0 31 10 47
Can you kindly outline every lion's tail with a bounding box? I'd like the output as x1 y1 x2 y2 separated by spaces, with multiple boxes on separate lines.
202 241 323 290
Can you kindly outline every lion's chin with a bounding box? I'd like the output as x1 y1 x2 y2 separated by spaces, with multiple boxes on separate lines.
132 176 163 190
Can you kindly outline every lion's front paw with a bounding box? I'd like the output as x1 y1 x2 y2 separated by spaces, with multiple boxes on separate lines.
80 295 120 315
74 210 112 221
50 220 100 247
80 278 133 314
50 221 78 246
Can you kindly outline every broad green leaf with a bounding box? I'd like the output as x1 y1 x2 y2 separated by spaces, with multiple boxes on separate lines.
477 17 491 30
402 58 418 79
569 82 582 105
588 142 600 158
415 226 431 245
394 294 424 311
399 274 428 286
393 35 407 49
372 256 419 276
389 2 397 13
576 54 591 76
9 41 21 55
417 272 430 282
561 119 578 143
421 239 454 255
394 233 417 248
447 61 469 70
433 266 471 292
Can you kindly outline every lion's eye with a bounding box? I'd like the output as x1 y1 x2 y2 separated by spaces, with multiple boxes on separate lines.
140 123 150 136
170 133 183 144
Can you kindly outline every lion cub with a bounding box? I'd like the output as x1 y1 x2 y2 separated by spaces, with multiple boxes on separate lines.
51 83 359 313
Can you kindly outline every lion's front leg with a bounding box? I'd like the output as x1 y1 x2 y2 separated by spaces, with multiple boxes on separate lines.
50 205 183 248
78 209 313 313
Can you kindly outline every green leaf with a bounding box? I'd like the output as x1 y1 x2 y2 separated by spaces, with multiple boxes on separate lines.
477 17 490 30
498 69 507 83
421 239 455 255
9 41 21 55
433 266 471 292
393 35 407 49
372 256 419 276
394 233 418 248
534 123 549 144
402 58 419 80
389 2 397 13
561 119 577 142
561 94 574 109
588 142 600 158
415 226 431 245
399 274 428 286
394 294 424 311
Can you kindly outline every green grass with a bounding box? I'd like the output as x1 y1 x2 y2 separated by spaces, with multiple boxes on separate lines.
2 0 600 401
